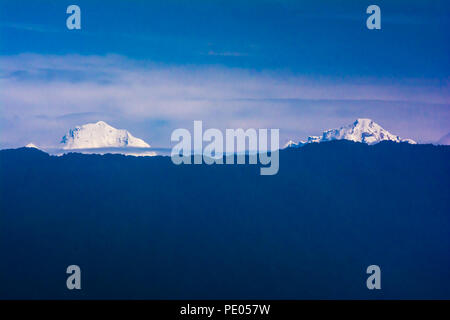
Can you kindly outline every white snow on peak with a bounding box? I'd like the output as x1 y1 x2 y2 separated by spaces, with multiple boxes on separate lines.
307 136 321 144
285 118 416 148
60 121 150 150
283 140 300 148
401 138 418 145
25 143 39 149
321 118 416 145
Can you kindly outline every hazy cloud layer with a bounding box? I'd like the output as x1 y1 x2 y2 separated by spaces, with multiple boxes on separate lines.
0 54 449 148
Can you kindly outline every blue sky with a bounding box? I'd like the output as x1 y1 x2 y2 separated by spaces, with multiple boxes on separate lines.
0 0 449 148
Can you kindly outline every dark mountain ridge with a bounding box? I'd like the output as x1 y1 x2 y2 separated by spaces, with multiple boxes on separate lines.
1 140 449 299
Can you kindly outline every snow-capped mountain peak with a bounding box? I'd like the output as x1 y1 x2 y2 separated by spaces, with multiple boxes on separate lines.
25 143 39 149
60 121 150 149
283 140 301 148
322 118 412 145
285 118 416 148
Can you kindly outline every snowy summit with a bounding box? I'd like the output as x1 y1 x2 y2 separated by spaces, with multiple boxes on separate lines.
285 118 416 148
61 121 150 150
321 118 416 144
25 143 39 149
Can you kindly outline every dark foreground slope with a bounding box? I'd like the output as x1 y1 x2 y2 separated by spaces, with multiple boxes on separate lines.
0 141 449 299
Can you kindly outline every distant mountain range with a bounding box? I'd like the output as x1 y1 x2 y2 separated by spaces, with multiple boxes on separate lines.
22 118 449 156
284 118 416 148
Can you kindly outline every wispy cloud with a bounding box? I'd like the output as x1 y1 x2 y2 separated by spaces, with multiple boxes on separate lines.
0 54 449 148
0 22 62 33
206 51 248 57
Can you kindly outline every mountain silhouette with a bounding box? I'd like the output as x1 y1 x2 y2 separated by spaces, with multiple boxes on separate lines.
0 140 449 299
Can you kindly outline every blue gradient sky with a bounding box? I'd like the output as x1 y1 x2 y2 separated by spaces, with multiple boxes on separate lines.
0 0 449 148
